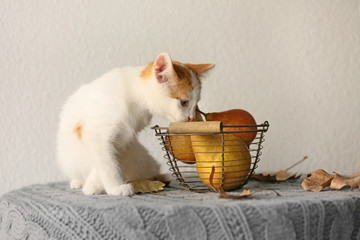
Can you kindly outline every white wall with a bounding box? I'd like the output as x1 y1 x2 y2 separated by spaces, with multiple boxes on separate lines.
1 0 360 195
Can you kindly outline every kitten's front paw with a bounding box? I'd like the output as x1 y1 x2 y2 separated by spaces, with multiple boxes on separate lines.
82 184 105 195
70 179 83 190
107 184 135 197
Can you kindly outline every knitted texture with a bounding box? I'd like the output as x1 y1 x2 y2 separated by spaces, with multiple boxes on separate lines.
0 179 359 240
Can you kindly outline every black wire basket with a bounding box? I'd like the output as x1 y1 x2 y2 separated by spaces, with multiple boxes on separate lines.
152 121 269 192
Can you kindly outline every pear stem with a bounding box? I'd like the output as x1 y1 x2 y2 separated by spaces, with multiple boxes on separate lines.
196 109 207 118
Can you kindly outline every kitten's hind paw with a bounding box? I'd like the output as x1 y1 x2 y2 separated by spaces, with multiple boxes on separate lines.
70 179 83 190
107 184 135 197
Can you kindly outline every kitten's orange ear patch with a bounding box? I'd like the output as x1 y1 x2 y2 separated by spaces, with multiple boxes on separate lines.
73 122 82 140
185 64 215 77
140 62 154 80
170 62 193 99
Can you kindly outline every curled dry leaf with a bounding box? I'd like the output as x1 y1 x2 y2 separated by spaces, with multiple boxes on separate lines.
252 156 307 182
127 180 165 194
274 170 291 181
302 170 360 192
252 169 300 182
239 189 252 197
209 166 281 199
330 172 360 190
251 172 276 182
301 169 334 192
275 170 300 181
218 188 252 199
218 187 281 199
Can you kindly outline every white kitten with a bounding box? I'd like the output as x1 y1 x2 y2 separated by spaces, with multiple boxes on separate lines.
57 53 214 196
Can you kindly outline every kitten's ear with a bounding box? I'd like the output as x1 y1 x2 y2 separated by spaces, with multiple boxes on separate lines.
153 53 175 83
186 64 215 78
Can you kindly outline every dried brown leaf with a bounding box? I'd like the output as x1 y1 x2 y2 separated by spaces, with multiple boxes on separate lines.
127 180 165 194
219 188 252 199
218 187 280 199
351 172 360 177
239 189 252 197
251 173 277 182
301 169 334 192
330 172 360 190
209 165 218 193
275 170 292 181
208 166 280 199
252 156 307 182
301 178 323 192
320 177 334 188
252 170 299 182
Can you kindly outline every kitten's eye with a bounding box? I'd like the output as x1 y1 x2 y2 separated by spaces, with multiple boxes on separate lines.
180 100 189 107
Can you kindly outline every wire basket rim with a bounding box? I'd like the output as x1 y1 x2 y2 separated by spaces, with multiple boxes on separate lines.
151 121 269 136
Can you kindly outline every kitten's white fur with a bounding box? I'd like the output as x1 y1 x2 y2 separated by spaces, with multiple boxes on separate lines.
57 53 211 196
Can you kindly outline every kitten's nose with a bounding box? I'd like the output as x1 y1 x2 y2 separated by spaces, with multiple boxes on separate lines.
188 117 194 121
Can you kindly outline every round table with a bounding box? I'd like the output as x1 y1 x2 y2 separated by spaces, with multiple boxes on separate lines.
1 178 359 240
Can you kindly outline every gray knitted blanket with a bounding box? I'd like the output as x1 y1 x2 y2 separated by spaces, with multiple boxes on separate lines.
0 178 359 240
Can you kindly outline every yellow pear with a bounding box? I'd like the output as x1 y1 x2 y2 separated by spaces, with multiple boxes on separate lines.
191 134 251 190
165 109 204 164
165 134 195 164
